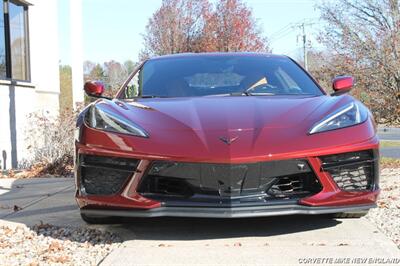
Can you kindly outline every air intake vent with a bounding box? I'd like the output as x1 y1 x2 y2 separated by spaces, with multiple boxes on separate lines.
320 150 379 191
79 155 139 195
139 175 194 198
267 173 322 198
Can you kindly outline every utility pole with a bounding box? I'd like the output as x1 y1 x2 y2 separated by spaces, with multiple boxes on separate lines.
294 21 314 70
301 23 308 71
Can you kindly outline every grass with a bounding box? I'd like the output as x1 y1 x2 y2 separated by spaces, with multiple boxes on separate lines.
381 157 400 168
380 140 400 148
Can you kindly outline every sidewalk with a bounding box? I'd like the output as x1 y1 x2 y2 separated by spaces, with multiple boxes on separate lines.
0 178 82 227
1 177 399 265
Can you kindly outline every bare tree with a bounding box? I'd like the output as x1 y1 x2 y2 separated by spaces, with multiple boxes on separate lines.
140 0 269 59
204 0 269 52
84 61 105 82
316 0 400 123
104 61 127 88
140 0 210 59
59 65 73 112
124 60 137 73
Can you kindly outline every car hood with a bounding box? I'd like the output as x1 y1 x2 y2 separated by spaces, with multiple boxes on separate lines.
87 95 374 162
110 95 343 132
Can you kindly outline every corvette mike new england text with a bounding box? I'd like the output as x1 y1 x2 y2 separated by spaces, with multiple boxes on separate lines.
298 257 400 264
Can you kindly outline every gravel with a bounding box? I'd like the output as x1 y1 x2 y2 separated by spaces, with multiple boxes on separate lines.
365 168 400 249
0 223 121 265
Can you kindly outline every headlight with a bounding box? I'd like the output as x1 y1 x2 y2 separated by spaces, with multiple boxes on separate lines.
309 102 367 134
86 104 149 138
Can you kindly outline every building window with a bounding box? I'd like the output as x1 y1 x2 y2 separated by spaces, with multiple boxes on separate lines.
2 0 30 81
0 3 6 78
9 1 28 80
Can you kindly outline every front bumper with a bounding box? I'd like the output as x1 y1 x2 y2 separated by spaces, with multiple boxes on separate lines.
75 132 380 218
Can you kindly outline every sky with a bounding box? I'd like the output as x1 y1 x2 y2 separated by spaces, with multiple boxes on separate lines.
58 0 324 65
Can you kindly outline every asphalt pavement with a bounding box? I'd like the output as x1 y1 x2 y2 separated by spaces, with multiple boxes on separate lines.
0 177 399 265
378 127 400 159
378 127 400 141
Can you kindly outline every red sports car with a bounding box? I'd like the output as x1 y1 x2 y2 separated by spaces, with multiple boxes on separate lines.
75 53 379 224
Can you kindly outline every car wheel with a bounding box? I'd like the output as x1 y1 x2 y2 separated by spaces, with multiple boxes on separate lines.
80 212 118 224
331 211 369 218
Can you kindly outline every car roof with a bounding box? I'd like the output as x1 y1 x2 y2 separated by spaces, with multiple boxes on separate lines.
148 52 288 61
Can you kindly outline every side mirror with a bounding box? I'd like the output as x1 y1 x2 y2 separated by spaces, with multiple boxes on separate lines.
331 76 354 96
84 81 105 98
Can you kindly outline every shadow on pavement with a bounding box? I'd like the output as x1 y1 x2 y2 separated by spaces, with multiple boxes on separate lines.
107 215 341 241
0 178 341 243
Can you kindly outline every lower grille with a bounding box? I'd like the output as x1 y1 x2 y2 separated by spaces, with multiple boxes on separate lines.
269 173 317 198
138 160 322 206
145 176 194 197
320 150 379 191
79 155 139 195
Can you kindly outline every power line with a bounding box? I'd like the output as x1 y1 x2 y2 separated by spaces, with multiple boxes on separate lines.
269 22 296 42
268 18 318 50
269 28 296 43
268 18 317 39
268 19 319 69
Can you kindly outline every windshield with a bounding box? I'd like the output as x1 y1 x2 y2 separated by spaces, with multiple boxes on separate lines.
122 55 324 98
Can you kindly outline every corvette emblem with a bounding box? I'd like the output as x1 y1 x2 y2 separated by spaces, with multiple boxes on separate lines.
219 136 239 145
297 163 306 171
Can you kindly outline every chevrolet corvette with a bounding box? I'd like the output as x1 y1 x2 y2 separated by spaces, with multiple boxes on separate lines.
75 53 379 224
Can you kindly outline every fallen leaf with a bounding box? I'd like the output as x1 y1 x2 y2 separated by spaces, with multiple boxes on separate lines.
377 201 388 208
48 241 63 252
0 241 11 248
13 205 22 212
3 227 13 236
52 255 70 263
43 255 70 263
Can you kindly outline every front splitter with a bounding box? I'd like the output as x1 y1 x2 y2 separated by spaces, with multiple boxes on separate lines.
81 203 376 218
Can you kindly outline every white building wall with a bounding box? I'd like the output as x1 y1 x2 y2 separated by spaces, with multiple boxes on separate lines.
0 84 12 169
15 84 37 167
0 0 60 169
29 0 60 105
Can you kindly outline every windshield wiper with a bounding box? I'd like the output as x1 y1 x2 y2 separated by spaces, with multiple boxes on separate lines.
229 92 248 96
245 92 276 96
231 91 276 96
